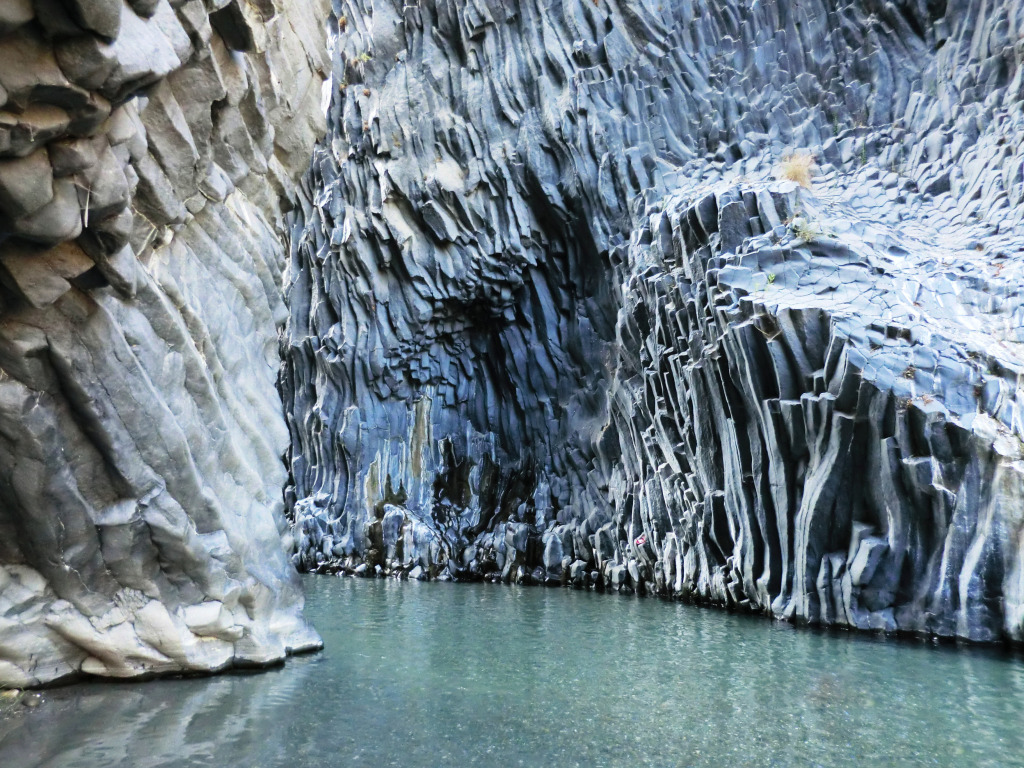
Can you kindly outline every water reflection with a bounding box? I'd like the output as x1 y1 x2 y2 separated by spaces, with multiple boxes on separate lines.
2 578 1023 767
0 655 318 767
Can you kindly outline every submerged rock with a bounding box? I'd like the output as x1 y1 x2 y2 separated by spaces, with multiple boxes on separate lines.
284 0 1024 643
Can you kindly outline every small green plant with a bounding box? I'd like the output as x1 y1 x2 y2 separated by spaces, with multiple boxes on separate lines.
352 51 372 65
790 216 817 241
766 272 776 285
786 209 836 242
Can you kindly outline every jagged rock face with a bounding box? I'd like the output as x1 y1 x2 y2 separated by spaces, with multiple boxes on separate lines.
0 0 329 687
285 0 1024 642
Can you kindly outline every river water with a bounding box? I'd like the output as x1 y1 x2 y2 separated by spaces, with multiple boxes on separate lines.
2 577 1024 767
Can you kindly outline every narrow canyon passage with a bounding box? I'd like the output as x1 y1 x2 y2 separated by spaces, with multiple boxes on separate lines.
3 0 1024 765
0 0 1023 721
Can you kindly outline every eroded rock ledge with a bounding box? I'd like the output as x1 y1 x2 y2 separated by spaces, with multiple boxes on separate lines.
0 0 329 687
285 0 1024 643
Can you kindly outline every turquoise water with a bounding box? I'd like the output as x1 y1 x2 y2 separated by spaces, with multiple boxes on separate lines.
3 578 1024 767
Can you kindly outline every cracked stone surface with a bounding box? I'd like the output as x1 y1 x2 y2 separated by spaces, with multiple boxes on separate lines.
284 0 1024 643
0 0 330 687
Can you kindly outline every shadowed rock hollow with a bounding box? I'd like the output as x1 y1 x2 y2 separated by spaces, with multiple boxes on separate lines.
284 0 1024 643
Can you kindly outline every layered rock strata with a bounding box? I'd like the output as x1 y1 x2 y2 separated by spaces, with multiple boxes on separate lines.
0 0 329 687
285 0 1024 643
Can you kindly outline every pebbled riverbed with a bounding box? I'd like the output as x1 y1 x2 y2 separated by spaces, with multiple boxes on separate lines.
3 577 1024 767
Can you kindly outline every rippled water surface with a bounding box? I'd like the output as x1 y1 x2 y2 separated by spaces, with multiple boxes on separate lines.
3 578 1024 767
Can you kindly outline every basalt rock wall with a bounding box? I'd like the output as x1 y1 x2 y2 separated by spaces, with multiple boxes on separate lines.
0 0 330 687
286 0 1024 643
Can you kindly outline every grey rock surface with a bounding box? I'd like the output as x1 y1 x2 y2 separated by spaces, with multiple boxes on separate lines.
285 0 1024 643
0 0 330 687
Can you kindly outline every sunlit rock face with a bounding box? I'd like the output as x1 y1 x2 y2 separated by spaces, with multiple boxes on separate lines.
0 0 329 687
285 0 1024 643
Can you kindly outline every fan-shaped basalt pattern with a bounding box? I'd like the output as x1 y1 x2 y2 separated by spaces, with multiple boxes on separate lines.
285 0 1024 642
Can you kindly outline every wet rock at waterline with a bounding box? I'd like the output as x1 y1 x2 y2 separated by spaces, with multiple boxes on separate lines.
0 0 329 687
284 0 1024 643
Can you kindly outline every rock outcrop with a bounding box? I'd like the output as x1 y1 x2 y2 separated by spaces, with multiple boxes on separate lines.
0 0 329 687
285 0 1024 643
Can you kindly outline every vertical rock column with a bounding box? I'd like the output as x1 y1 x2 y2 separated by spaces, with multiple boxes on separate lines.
285 0 1024 643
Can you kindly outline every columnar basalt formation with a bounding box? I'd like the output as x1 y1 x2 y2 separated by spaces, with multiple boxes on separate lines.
285 0 1024 643
0 0 329 687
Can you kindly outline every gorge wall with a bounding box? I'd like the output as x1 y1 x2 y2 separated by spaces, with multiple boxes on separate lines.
3 0 1024 692
285 0 1024 644
0 0 329 686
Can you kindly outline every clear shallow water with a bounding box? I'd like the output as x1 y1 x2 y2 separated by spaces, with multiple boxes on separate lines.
3 578 1024 768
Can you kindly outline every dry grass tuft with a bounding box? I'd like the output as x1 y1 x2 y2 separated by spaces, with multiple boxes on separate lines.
777 151 816 189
